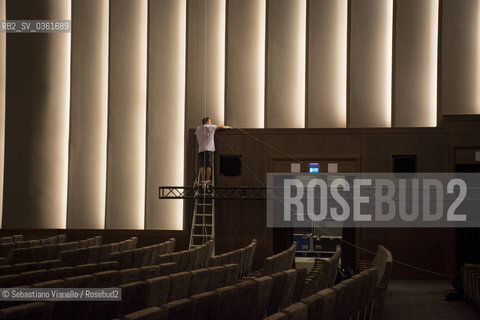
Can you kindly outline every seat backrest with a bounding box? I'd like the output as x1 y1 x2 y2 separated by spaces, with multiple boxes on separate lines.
117 281 148 317
94 270 121 287
145 275 171 307
253 275 274 320
159 261 178 276
189 268 210 296
190 291 219 320
0 302 47 320
282 302 308 320
65 274 96 288
142 245 154 266
123 306 166 320
168 271 191 302
120 267 142 284
132 248 145 268
165 238 176 253
207 266 226 291
141 265 161 280
216 285 242 320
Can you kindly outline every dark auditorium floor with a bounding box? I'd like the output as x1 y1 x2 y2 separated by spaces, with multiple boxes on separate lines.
382 280 479 320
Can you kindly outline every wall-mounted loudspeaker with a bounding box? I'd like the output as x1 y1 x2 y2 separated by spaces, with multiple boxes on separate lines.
392 155 417 173
220 155 242 176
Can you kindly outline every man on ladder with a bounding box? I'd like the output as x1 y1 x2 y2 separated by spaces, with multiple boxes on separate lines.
190 117 230 249
195 117 231 191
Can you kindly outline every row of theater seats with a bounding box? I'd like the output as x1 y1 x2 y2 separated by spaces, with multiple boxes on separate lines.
0 263 241 320
253 242 296 277
267 267 378 320
116 242 304 320
266 245 393 320
0 238 305 320
2 234 66 248
0 235 100 265
0 236 148 283
0 235 24 264
0 236 179 319
155 239 214 272
1 236 177 278
107 237 176 269
356 245 394 319
0 238 103 276
302 245 341 298
120 267 307 320
462 263 480 309
0 235 24 244
1 237 316 320
207 239 256 278
0 234 66 264
0 261 119 288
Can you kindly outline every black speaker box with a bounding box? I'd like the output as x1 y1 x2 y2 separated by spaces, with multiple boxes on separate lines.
220 155 242 176
393 155 417 173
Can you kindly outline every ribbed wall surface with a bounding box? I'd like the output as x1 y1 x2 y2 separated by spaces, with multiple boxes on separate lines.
394 0 438 127
225 0 266 128
265 0 306 128
145 0 186 230
67 0 109 229
349 0 393 128
105 0 148 229
307 0 348 128
3 0 71 228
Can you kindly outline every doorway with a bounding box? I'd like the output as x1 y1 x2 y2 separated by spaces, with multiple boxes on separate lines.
271 156 360 270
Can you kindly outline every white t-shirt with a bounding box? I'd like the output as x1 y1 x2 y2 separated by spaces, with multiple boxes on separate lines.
195 124 217 152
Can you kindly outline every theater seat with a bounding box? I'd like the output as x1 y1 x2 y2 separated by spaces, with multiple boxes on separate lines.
122 307 167 320
190 291 219 320
263 312 288 320
0 302 48 320
282 302 308 320
145 276 171 307
162 298 193 320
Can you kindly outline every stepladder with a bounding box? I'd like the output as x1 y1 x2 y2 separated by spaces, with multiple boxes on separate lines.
189 180 215 251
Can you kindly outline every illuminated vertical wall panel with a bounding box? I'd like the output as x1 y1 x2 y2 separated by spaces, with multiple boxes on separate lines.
265 0 306 128
307 0 347 128
146 0 186 230
105 0 147 229
67 0 109 229
441 0 480 115
394 0 438 127
0 0 4 227
3 0 71 228
349 0 393 127
226 0 265 128
186 0 225 129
